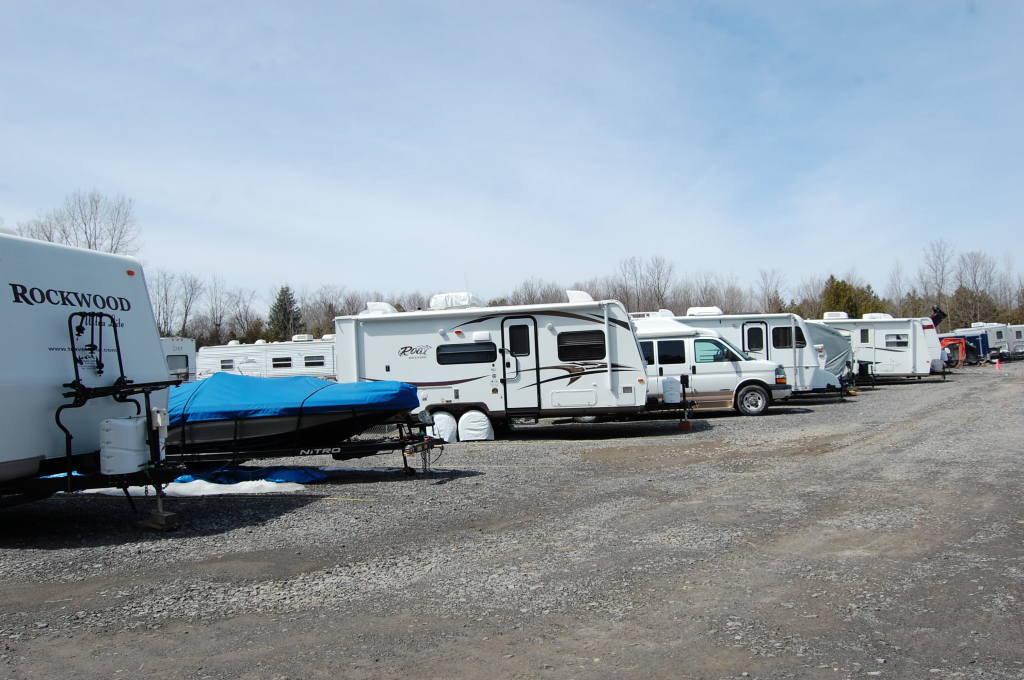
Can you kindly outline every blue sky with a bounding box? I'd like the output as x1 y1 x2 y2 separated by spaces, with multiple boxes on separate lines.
2 1 1021 303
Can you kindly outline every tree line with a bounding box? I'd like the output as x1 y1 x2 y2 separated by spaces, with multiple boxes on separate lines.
10 192 1024 348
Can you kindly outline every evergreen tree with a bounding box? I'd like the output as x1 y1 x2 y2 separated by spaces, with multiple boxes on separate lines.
267 285 302 341
821 276 883 318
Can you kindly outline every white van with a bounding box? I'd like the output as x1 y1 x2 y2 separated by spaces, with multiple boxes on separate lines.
633 317 791 415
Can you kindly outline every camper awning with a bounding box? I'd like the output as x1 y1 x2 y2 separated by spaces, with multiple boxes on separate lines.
168 373 419 425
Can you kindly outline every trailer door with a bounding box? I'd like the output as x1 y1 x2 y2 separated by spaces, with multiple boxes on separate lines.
742 321 769 361
501 317 541 410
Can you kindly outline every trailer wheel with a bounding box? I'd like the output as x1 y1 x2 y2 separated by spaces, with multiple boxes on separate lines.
735 385 769 416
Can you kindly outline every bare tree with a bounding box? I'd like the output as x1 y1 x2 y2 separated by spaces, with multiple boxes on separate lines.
917 239 954 305
150 270 179 336
506 278 565 306
177 274 205 336
754 269 786 313
885 262 907 317
18 190 140 254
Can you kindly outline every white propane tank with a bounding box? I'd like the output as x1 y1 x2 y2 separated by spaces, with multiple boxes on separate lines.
662 377 682 404
99 416 151 475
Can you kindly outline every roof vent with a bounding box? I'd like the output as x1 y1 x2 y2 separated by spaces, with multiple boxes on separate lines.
428 292 483 310
685 306 724 317
862 313 893 320
565 290 593 303
823 311 849 320
292 334 314 342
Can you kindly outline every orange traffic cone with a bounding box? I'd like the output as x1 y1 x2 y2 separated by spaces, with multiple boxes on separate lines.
995 358 1001 370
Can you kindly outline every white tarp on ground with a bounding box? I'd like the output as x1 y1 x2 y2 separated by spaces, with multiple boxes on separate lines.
458 410 494 441
429 410 458 443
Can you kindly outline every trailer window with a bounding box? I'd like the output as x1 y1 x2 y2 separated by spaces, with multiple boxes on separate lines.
885 333 909 348
1017 330 1022 340
772 327 807 349
436 342 497 365
995 330 1003 340
639 341 655 365
557 330 605 361
166 355 188 371
220 359 234 370
272 357 292 368
658 340 685 364
304 355 325 367
745 327 764 352
860 329 870 344
695 339 730 363
508 325 531 356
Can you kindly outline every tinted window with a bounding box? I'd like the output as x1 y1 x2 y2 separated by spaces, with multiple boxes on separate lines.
885 333 909 348
772 326 807 349
746 326 764 352
996 330 1003 339
658 340 685 364
860 328 870 344
304 355 325 367
695 338 729 363
557 330 605 361
166 355 188 371
639 341 655 365
220 359 234 370
272 357 292 368
508 325 531 356
437 342 498 365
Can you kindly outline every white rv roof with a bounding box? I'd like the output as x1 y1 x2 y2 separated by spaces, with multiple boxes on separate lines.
862 312 893 320
632 317 714 338
339 298 628 323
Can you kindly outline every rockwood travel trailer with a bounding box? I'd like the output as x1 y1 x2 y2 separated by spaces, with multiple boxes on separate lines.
161 337 196 382
333 292 684 439
632 317 791 415
817 312 943 378
196 335 336 379
0 232 179 507
634 308 843 394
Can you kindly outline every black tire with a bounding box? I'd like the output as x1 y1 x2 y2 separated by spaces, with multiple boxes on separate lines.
735 385 770 416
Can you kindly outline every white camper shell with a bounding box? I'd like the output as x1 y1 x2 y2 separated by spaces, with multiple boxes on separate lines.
196 335 336 380
1 233 176 499
954 322 1013 358
638 308 842 393
632 317 791 415
161 337 196 382
334 293 671 431
818 312 943 378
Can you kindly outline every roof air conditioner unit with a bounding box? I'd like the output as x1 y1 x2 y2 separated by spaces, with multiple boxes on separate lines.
363 301 398 315
970 321 987 328
428 292 482 310
862 313 893 320
686 306 724 316
565 290 593 303
822 311 849 320
291 334 314 342
321 334 335 341
227 340 240 346
254 339 266 344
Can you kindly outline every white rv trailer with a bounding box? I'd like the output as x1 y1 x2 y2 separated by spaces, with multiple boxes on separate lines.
953 322 1013 358
196 334 336 379
1 232 177 502
1010 324 1024 357
817 312 943 378
161 337 196 382
804 321 858 383
632 317 791 415
636 308 842 393
334 292 675 430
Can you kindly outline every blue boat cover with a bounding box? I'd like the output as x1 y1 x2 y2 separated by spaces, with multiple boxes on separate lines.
168 373 419 426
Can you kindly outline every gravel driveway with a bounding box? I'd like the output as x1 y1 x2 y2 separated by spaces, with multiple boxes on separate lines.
2 363 1022 679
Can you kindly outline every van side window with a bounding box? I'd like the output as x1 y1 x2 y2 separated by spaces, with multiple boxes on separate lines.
695 339 729 363
745 327 764 352
436 342 498 365
304 355 325 367
557 330 606 361
772 327 807 349
885 333 909 348
860 328 870 344
639 341 655 365
272 357 292 368
220 359 234 370
657 340 685 364
508 325 531 356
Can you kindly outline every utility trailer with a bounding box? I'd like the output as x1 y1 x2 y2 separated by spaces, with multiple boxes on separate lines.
196 334 336 379
334 292 686 440
0 233 180 513
816 312 943 380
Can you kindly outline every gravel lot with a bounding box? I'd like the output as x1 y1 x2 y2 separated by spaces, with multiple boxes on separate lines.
2 363 1023 679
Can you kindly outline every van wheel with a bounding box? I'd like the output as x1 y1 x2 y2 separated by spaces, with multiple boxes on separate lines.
735 385 769 416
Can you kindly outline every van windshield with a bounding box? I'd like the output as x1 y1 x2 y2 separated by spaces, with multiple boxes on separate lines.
718 337 751 360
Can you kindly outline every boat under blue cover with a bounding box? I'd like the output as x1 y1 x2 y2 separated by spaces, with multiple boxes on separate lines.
169 373 418 425
165 374 421 457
